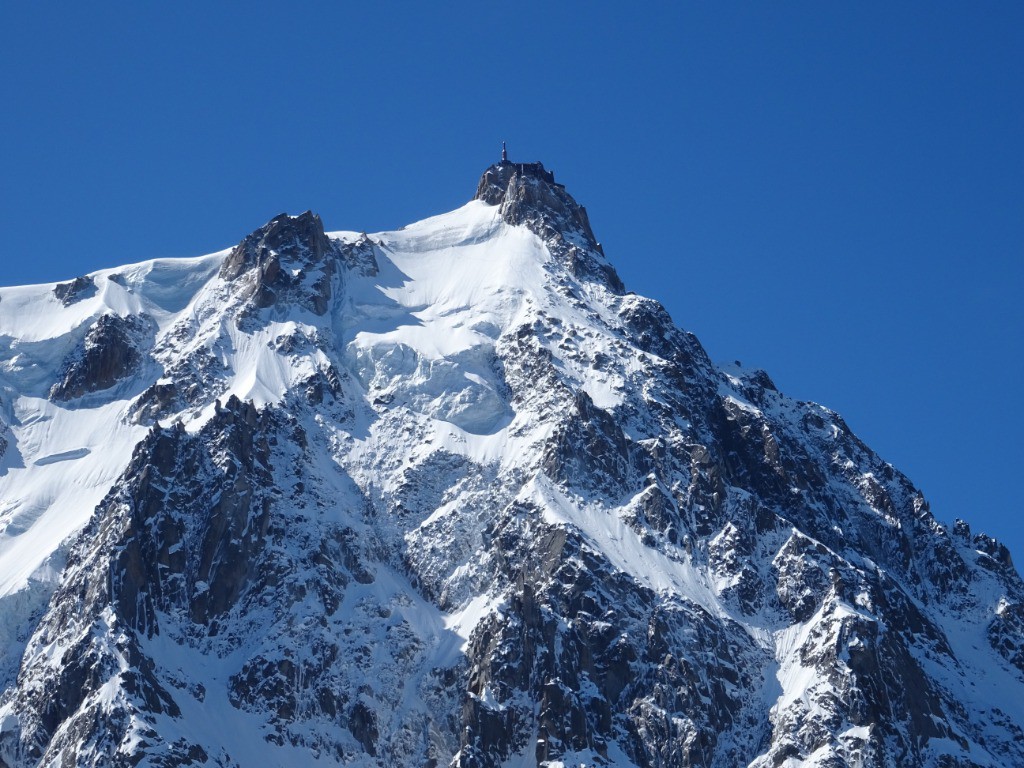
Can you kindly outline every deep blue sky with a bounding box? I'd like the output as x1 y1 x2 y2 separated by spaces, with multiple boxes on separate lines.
2 4 1022 567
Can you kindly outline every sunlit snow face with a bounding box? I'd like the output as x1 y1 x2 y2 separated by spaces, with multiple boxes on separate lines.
349 342 512 436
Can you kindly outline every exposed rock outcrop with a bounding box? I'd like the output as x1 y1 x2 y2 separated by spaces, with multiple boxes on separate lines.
220 211 343 316
49 313 153 401
52 276 96 306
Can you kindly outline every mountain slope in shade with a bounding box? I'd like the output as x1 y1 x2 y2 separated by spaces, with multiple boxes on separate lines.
0 159 1021 768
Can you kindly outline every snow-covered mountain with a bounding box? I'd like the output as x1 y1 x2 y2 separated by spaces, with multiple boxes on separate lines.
0 158 1021 768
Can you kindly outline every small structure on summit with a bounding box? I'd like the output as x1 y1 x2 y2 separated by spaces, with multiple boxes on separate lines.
492 142 556 185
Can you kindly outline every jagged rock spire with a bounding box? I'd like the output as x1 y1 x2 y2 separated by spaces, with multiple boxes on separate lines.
218 211 339 315
219 211 334 283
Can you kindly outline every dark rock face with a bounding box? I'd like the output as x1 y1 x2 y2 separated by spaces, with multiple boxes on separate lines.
989 601 1024 673
130 379 180 424
454 526 769 768
129 342 228 425
220 211 344 316
475 161 558 206
541 389 638 499
476 160 625 293
337 233 380 278
0 397 374 765
53 276 96 305
49 313 153 401
0 397 7 460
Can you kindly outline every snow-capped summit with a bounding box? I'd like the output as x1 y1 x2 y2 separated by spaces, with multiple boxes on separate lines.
0 160 1020 767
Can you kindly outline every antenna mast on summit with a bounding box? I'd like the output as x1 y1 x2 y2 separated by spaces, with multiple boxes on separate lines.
501 141 508 163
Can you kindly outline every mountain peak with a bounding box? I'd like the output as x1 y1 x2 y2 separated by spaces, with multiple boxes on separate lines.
220 210 333 282
474 158 560 206
218 210 339 315
1 161 1023 767
475 154 624 293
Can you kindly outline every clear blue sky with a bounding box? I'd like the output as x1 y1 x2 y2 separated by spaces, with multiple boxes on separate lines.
2 3 1022 568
